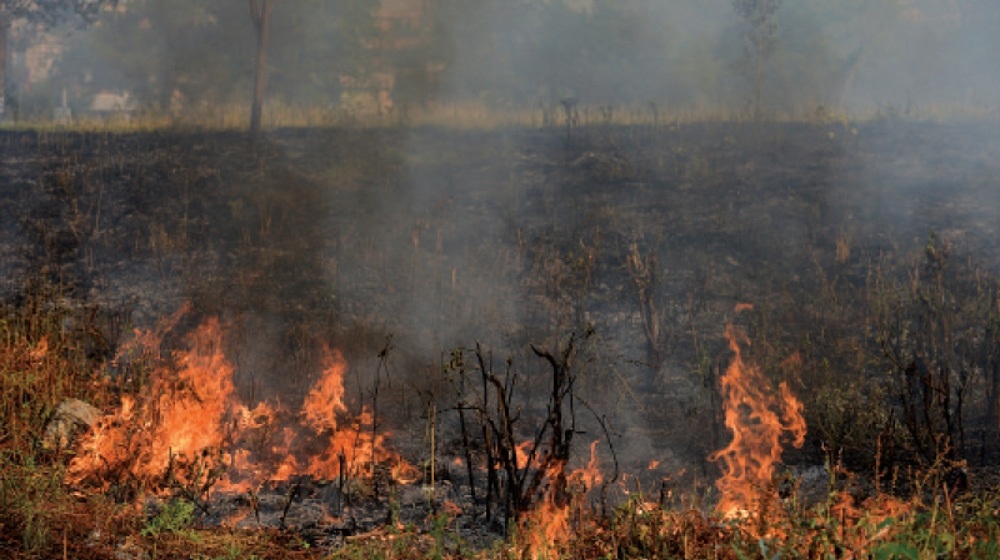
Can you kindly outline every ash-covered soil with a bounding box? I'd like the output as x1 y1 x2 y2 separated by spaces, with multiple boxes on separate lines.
3 121 999 510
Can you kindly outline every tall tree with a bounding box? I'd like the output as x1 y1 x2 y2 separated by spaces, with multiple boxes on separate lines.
731 0 782 119
0 0 116 117
249 0 272 138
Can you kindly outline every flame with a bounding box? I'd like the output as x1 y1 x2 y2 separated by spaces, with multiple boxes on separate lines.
733 302 755 313
822 490 915 554
709 322 806 519
569 439 603 490
29 336 49 362
521 461 571 560
302 345 348 434
68 309 415 495
69 318 237 489
515 441 535 470
520 439 603 559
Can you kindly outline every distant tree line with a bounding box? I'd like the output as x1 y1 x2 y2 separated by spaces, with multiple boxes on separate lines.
2 0 999 123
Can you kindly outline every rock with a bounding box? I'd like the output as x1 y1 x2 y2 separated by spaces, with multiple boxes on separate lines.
43 398 101 451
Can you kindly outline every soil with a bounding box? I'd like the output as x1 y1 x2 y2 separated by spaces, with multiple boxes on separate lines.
3 120 999 540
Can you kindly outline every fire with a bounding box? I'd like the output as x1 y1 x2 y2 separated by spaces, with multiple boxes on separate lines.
709 320 807 519
515 440 536 470
302 345 348 433
569 439 603 490
521 461 571 560
520 439 603 560
69 318 238 490
29 336 49 361
68 309 415 495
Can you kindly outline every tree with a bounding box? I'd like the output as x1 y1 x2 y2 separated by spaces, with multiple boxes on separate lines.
730 0 781 119
58 1 376 121
248 0 272 138
0 0 116 117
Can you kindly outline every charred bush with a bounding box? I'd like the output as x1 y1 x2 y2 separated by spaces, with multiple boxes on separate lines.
445 327 610 531
879 231 1000 465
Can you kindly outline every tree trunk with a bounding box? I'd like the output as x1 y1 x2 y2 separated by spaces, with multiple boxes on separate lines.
249 0 273 140
0 18 8 119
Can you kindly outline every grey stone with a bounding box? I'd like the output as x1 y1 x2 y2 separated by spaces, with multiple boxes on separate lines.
43 398 101 451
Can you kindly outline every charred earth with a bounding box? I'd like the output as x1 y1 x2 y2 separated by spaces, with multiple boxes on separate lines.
2 120 1000 558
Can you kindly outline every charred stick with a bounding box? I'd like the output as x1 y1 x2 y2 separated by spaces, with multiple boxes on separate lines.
478 356 497 519
248 486 261 526
428 400 437 492
338 451 348 510
455 366 478 506
477 343 506 517
371 336 393 482
279 482 301 530
484 369 523 513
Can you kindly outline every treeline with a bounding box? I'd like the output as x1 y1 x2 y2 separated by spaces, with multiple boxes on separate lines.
6 0 1000 120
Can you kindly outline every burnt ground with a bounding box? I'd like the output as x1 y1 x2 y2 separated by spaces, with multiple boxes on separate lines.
2 120 999 539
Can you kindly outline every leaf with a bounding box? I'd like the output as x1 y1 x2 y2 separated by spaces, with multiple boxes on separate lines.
872 541 919 560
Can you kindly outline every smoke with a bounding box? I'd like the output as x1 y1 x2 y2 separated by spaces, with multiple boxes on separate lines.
5 0 1000 483
426 0 1000 116
4 0 993 120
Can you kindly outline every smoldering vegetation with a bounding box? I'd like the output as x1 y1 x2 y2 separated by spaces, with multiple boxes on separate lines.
3 116 1000 556
3 118 999 475
2 1 1000 558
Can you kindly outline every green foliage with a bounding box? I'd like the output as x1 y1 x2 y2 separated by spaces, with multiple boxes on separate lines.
141 498 197 537
872 541 920 560
0 452 67 551
213 544 262 560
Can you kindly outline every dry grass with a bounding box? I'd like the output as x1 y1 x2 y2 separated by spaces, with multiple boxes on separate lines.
2 120 1000 558
4 100 999 134
2 289 998 560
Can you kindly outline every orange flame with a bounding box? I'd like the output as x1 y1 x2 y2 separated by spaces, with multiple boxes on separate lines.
515 441 536 470
521 461 571 560
569 439 603 490
825 491 915 554
68 311 415 495
69 318 238 489
521 439 603 559
302 345 348 434
709 322 806 519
